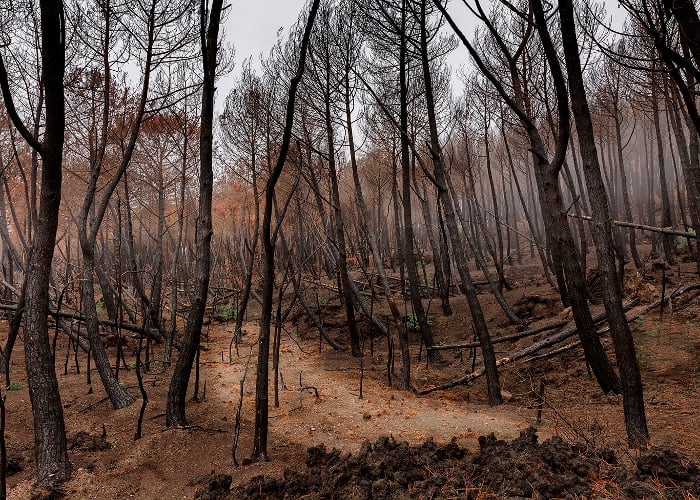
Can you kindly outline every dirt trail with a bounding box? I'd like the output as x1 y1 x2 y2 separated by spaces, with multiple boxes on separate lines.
206 323 546 456
4 319 549 500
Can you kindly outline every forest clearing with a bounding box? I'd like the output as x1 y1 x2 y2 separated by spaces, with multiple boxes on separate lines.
3 251 700 498
1 0 700 497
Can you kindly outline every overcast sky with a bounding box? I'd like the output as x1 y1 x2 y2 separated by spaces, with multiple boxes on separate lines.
218 0 306 106
219 0 629 107
226 0 307 69
219 0 473 107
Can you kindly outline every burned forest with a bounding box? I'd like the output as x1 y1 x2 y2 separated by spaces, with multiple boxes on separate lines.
0 0 700 497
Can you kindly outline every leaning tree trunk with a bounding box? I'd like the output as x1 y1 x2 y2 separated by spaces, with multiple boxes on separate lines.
523 0 621 396
559 0 649 447
324 99 362 358
419 0 500 403
0 183 26 380
78 243 135 409
503 126 555 285
667 85 700 274
166 0 223 427
446 174 523 326
400 0 437 359
390 147 405 285
651 70 676 264
251 0 320 462
534 159 621 395
483 122 507 291
0 0 71 486
345 70 410 388
233 160 260 343
612 109 643 269
417 182 452 316
561 160 587 271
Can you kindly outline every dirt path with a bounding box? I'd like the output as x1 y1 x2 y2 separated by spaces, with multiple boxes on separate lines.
5 320 548 500
5 274 700 498
207 323 547 457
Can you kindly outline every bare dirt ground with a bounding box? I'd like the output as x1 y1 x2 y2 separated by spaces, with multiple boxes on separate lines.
4 251 700 498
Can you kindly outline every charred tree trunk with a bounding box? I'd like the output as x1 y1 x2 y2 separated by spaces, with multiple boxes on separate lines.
78 245 135 408
523 0 621 396
0 0 71 486
420 0 502 400
166 0 223 427
612 108 643 269
344 70 410 388
324 100 361 357
417 182 451 316
251 0 319 462
234 159 260 343
668 86 700 273
483 117 506 291
559 0 649 447
400 0 436 359
651 71 676 264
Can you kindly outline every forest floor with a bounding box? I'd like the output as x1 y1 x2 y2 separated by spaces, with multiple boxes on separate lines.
4 249 700 498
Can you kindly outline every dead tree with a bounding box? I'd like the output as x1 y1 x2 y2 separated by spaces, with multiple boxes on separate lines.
251 0 320 463
435 0 621 395
166 0 224 427
0 0 71 487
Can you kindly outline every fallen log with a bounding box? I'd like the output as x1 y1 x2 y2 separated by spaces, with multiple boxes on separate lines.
568 214 698 239
417 298 639 395
303 276 377 299
523 283 700 363
0 302 162 342
428 319 570 352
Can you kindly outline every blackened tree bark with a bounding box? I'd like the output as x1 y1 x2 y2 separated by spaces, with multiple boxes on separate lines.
434 0 620 395
306 2 362 357
650 69 676 264
558 0 649 447
451 118 523 325
399 0 437 359
612 103 642 269
0 163 27 383
76 2 135 409
662 0 700 72
341 33 411 387
251 0 320 462
482 113 507 291
220 64 264 343
325 96 362 357
667 85 700 273
418 0 500 402
0 0 71 487
303 4 361 357
502 124 554 285
529 0 621 395
166 0 223 427
416 180 452 316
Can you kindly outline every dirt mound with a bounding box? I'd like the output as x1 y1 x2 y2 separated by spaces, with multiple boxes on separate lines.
197 428 700 499
66 429 112 452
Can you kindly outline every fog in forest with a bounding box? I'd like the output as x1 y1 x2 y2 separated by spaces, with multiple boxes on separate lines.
1 0 699 496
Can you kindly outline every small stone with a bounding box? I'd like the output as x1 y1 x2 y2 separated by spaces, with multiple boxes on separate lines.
363 412 372 420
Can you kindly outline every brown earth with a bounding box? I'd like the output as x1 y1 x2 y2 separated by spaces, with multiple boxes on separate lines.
3 251 700 498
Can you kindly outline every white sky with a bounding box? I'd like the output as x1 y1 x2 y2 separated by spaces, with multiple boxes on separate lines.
219 0 472 107
225 0 307 68
218 0 629 107
219 0 307 106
